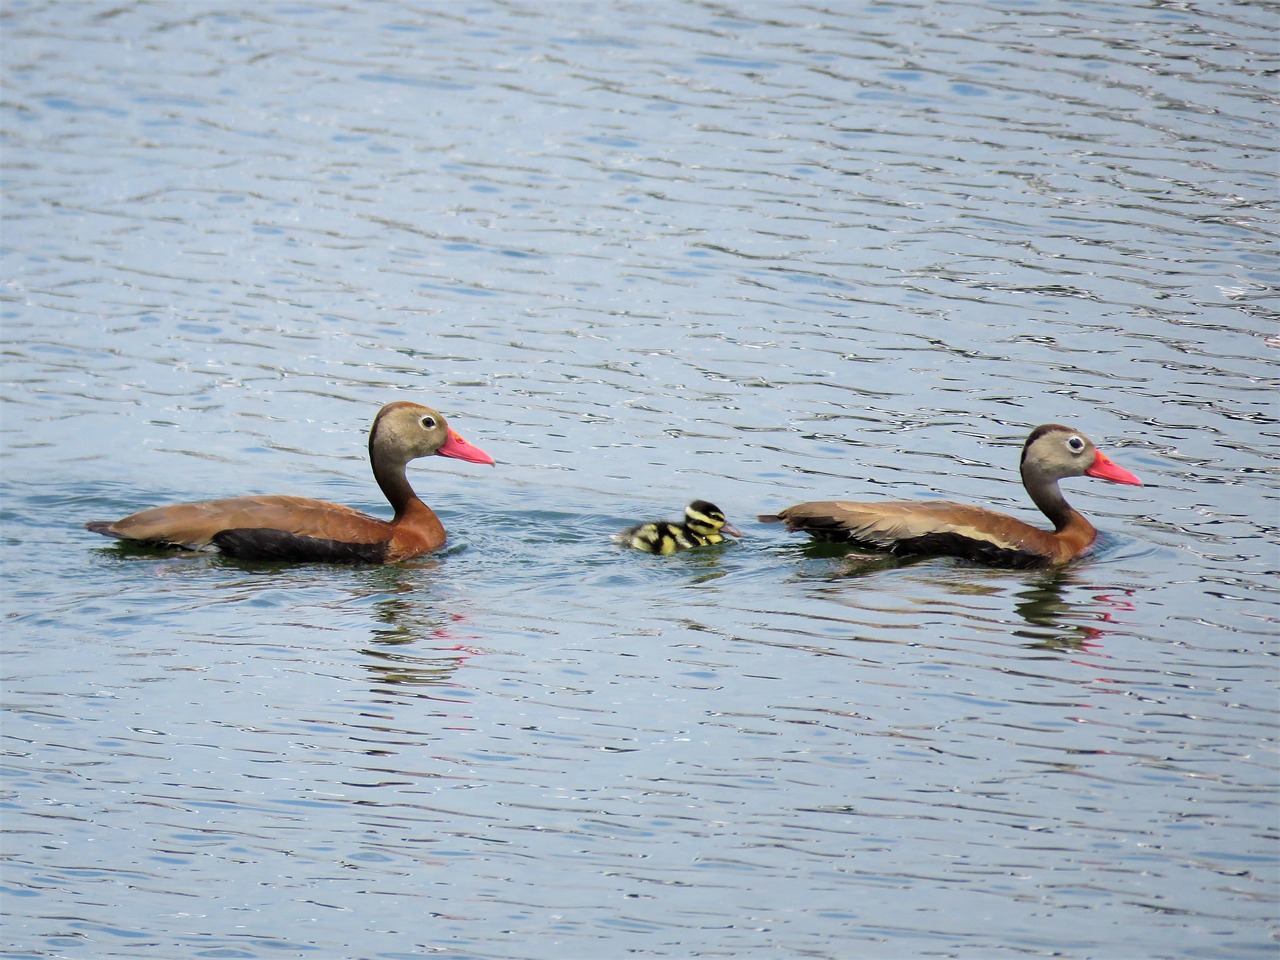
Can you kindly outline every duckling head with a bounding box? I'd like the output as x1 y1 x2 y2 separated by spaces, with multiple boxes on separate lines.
683 500 743 544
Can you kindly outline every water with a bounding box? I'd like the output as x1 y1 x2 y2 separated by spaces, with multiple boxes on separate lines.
2 2 1277 958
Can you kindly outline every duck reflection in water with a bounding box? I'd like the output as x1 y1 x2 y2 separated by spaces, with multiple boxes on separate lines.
810 559 1139 652
361 575 484 688
1012 571 1137 652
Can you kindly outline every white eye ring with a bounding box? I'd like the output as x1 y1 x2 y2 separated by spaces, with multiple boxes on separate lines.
1067 435 1085 453
420 416 437 430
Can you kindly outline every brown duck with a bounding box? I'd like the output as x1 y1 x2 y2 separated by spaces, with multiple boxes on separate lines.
759 424 1142 567
85 401 494 563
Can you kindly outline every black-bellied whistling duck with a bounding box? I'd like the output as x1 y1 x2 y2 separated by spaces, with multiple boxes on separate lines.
758 424 1142 568
85 401 494 563
615 500 744 555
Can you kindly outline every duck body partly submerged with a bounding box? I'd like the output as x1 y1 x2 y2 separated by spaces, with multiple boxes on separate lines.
85 401 494 564
616 500 743 555
759 424 1142 568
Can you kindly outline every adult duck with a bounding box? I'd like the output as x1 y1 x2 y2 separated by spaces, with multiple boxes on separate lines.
758 424 1141 568
85 401 494 563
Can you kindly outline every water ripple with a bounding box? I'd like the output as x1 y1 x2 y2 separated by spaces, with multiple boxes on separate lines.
3 2 1277 958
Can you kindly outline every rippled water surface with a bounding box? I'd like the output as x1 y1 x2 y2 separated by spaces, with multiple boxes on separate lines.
3 2 1277 958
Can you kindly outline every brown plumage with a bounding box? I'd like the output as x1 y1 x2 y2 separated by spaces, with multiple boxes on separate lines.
758 424 1142 568
85 402 494 563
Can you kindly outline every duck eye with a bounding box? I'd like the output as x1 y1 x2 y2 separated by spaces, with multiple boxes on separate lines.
1066 435 1085 453
420 416 437 430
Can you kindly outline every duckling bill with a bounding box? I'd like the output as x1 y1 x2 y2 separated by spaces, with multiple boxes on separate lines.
615 500 742 555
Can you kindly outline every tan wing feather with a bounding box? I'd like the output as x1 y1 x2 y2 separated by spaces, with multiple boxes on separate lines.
777 500 1058 556
100 495 390 548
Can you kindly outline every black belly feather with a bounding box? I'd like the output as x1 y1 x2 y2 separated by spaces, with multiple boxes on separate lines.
780 516 1046 569
211 528 389 564
888 531 1047 569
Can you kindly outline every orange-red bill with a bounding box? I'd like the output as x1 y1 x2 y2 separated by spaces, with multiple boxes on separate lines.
436 429 495 466
1086 450 1141 486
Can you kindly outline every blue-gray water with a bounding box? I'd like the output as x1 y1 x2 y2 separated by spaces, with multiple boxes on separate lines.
2 2 1277 958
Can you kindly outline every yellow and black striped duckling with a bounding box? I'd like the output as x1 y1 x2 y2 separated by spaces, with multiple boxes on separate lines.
615 500 743 555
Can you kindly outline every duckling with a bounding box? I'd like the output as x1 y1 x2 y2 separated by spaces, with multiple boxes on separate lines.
615 500 743 555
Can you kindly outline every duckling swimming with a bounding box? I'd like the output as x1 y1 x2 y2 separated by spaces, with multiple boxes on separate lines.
615 500 743 555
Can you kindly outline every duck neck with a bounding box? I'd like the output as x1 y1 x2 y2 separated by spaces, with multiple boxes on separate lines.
1022 465 1078 533
371 442 422 523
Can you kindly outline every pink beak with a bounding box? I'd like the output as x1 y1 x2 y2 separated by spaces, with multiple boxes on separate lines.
1086 450 1141 486
436 429 495 466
